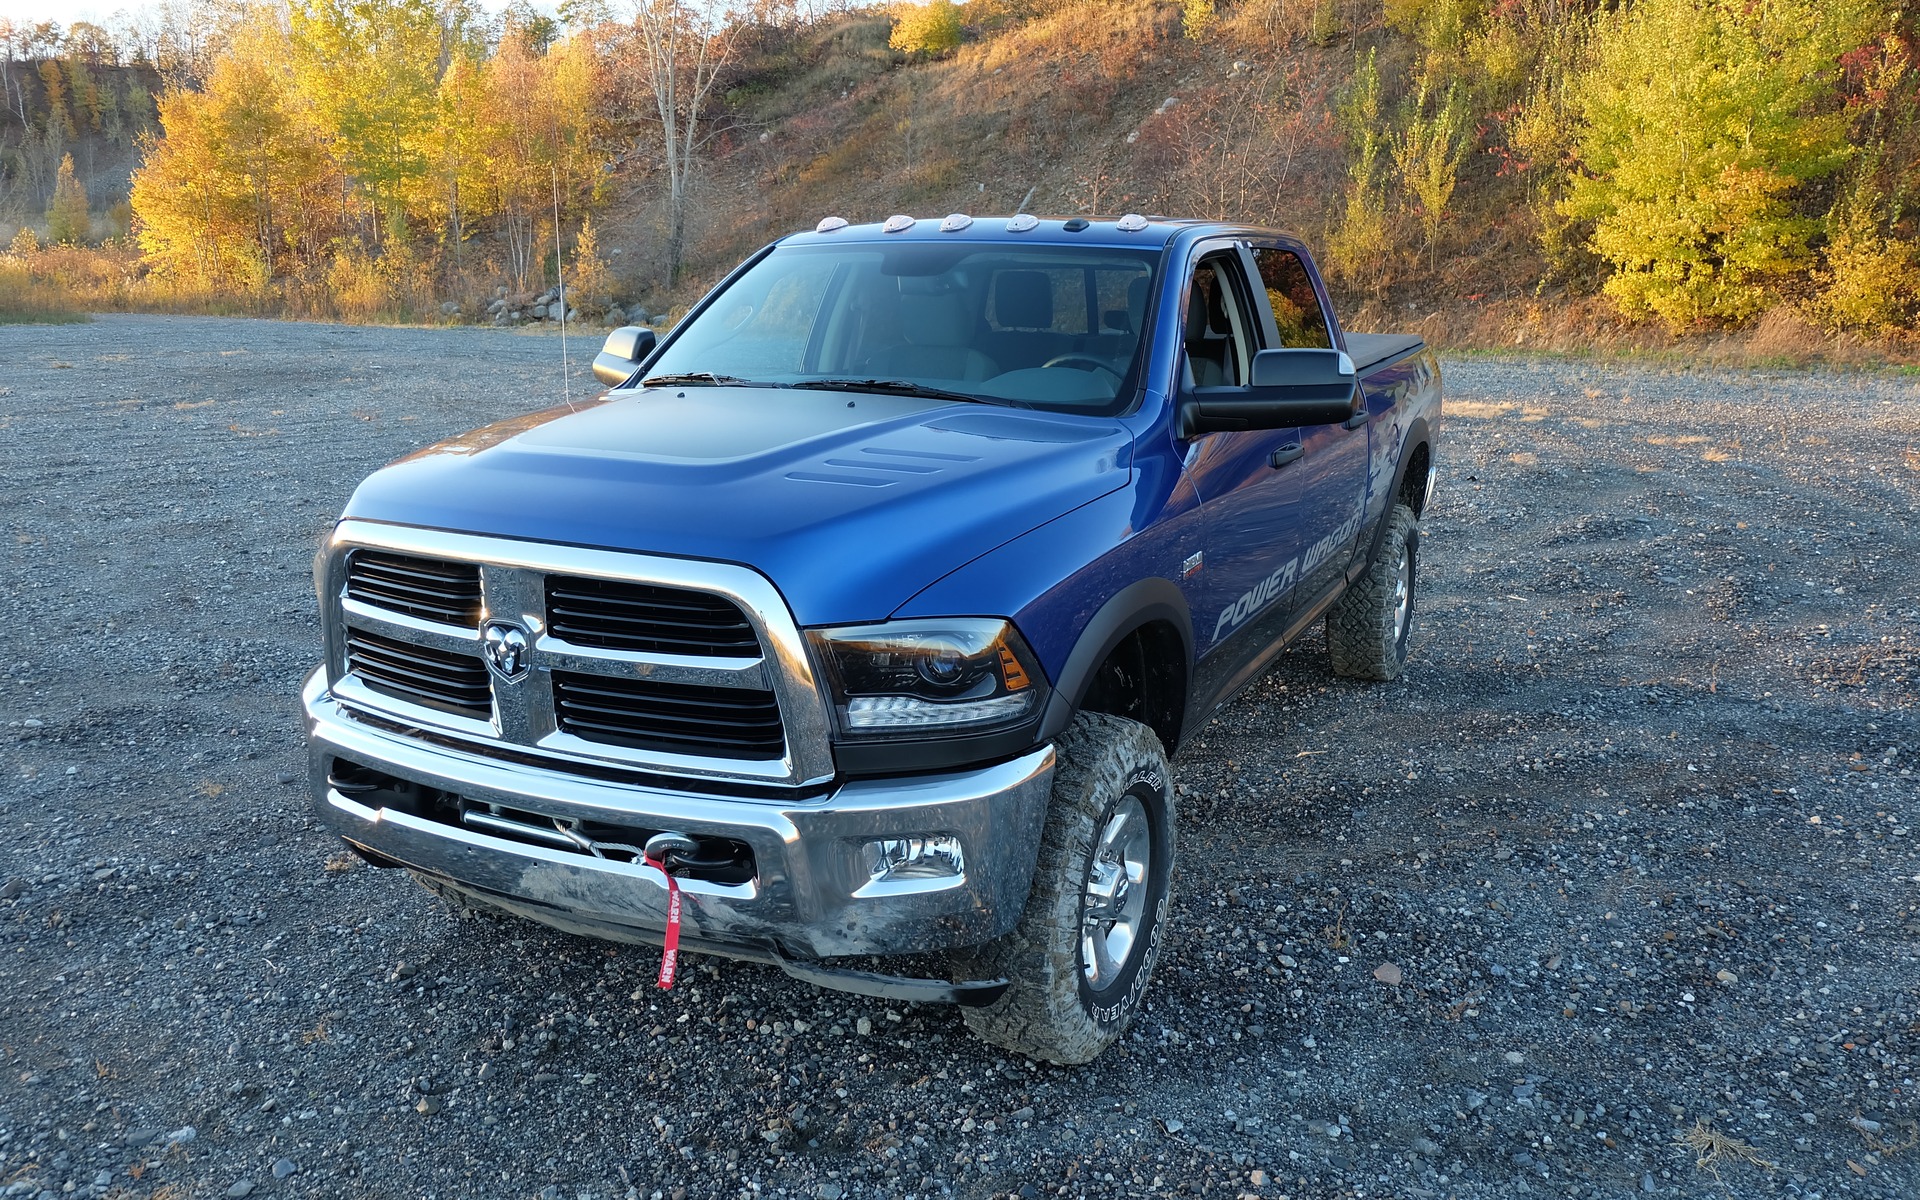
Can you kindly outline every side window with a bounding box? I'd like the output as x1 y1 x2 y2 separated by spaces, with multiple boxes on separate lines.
1250 248 1333 349
1181 253 1257 388
700 257 838 374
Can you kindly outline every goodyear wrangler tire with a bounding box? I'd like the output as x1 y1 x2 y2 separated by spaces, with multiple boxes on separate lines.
1327 502 1419 681
954 712 1176 1065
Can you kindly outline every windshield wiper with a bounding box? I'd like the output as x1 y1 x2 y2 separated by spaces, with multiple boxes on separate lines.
639 372 779 388
793 379 1026 407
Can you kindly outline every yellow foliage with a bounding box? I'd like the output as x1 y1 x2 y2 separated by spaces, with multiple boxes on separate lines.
890 0 963 56
1182 0 1215 40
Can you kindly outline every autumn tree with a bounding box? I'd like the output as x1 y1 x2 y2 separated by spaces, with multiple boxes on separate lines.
45 153 89 243
289 0 443 247
890 0 962 55
132 16 340 290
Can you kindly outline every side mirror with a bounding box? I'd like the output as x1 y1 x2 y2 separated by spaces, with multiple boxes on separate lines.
592 326 657 387
1180 348 1357 435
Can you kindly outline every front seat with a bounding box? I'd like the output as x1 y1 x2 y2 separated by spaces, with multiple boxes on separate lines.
864 282 997 381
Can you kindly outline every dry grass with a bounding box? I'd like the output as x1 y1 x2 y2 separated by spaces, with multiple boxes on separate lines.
1678 1118 1776 1191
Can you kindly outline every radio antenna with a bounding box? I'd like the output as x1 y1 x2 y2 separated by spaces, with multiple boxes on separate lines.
551 163 575 412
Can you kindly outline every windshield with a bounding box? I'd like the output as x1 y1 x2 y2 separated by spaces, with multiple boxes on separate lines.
643 242 1163 414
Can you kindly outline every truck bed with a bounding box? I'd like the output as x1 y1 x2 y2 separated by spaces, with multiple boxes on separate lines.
1346 332 1426 374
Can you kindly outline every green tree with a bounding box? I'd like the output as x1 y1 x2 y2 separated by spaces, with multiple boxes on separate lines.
46 153 89 244
289 0 443 248
1391 79 1468 269
1327 48 1393 290
1561 0 1883 329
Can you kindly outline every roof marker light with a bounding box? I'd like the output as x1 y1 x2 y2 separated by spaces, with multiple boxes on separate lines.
1062 218 1090 232
815 216 849 233
1005 214 1039 232
939 213 973 232
882 214 916 233
1115 213 1149 232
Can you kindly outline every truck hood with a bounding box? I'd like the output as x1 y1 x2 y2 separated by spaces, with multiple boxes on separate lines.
341 386 1134 625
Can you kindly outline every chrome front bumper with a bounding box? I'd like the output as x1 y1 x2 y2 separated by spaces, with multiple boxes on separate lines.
303 669 1054 960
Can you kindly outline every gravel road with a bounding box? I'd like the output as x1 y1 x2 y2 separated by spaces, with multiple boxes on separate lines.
2 314 1917 1200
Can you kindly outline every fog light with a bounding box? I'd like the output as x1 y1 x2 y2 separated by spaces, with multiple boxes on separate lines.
860 835 965 891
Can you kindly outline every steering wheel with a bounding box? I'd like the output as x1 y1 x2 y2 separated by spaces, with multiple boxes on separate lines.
1040 354 1123 384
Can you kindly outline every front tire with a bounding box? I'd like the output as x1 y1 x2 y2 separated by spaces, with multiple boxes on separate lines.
1327 502 1419 681
954 712 1176 1065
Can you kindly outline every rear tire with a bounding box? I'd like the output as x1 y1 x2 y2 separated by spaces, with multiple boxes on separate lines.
1327 502 1419 681
953 712 1176 1065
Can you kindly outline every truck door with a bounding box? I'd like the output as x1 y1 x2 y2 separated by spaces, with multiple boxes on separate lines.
1179 244 1308 675
1246 245 1370 622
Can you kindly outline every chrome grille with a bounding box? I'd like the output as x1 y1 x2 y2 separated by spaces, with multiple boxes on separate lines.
323 522 836 787
545 575 759 656
552 672 784 759
346 551 482 625
345 629 492 719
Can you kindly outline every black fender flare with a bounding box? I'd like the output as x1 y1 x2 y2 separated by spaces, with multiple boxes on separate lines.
1038 577 1194 747
1356 414 1433 573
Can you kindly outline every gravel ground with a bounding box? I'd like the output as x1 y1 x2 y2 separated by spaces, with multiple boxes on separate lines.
1 314 1917 1200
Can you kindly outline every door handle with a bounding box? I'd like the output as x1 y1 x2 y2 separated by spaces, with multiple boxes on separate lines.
1269 443 1303 469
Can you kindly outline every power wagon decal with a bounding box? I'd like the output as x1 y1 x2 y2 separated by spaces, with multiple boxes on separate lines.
1210 507 1365 646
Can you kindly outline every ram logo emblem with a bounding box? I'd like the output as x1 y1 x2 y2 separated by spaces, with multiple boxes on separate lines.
481 621 531 682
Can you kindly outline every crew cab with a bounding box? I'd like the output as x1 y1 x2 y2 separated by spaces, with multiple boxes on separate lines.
303 214 1440 1063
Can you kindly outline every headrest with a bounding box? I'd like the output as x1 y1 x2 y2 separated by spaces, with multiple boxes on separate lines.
900 289 972 348
1127 276 1150 330
1185 279 1211 341
993 271 1054 329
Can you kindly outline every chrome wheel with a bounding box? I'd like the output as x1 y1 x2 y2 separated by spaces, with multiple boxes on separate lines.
1390 535 1412 642
1081 795 1153 990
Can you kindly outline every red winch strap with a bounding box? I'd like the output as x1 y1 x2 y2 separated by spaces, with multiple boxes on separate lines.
643 855 682 989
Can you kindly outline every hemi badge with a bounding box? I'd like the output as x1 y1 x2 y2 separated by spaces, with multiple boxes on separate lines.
1182 551 1204 578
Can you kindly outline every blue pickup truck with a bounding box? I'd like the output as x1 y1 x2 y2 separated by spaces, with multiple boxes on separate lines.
304 214 1440 1063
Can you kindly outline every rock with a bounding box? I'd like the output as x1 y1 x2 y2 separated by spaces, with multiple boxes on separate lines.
1465 1089 1488 1110
856 1017 872 1036
1412 1135 1442 1157
1716 968 1737 984
1249 1169 1267 1186
1639 1173 1657 1193
226 1183 255 1199
274 771 298 785
1373 962 1403 985
1162 1118 1184 1134
272 1158 297 1179
1504 1050 1525 1064
567 308 582 323
605 306 625 326
439 301 459 316
495 285 508 297
164 1126 196 1145
415 1095 444 1115
629 308 651 325
122 1128 159 1146
0 878 23 900
1010 1106 1034 1123
816 1186 843 1200
533 304 548 320
91 1171 111 1188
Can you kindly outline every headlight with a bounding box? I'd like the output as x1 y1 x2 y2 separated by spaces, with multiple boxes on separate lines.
807 618 1047 737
